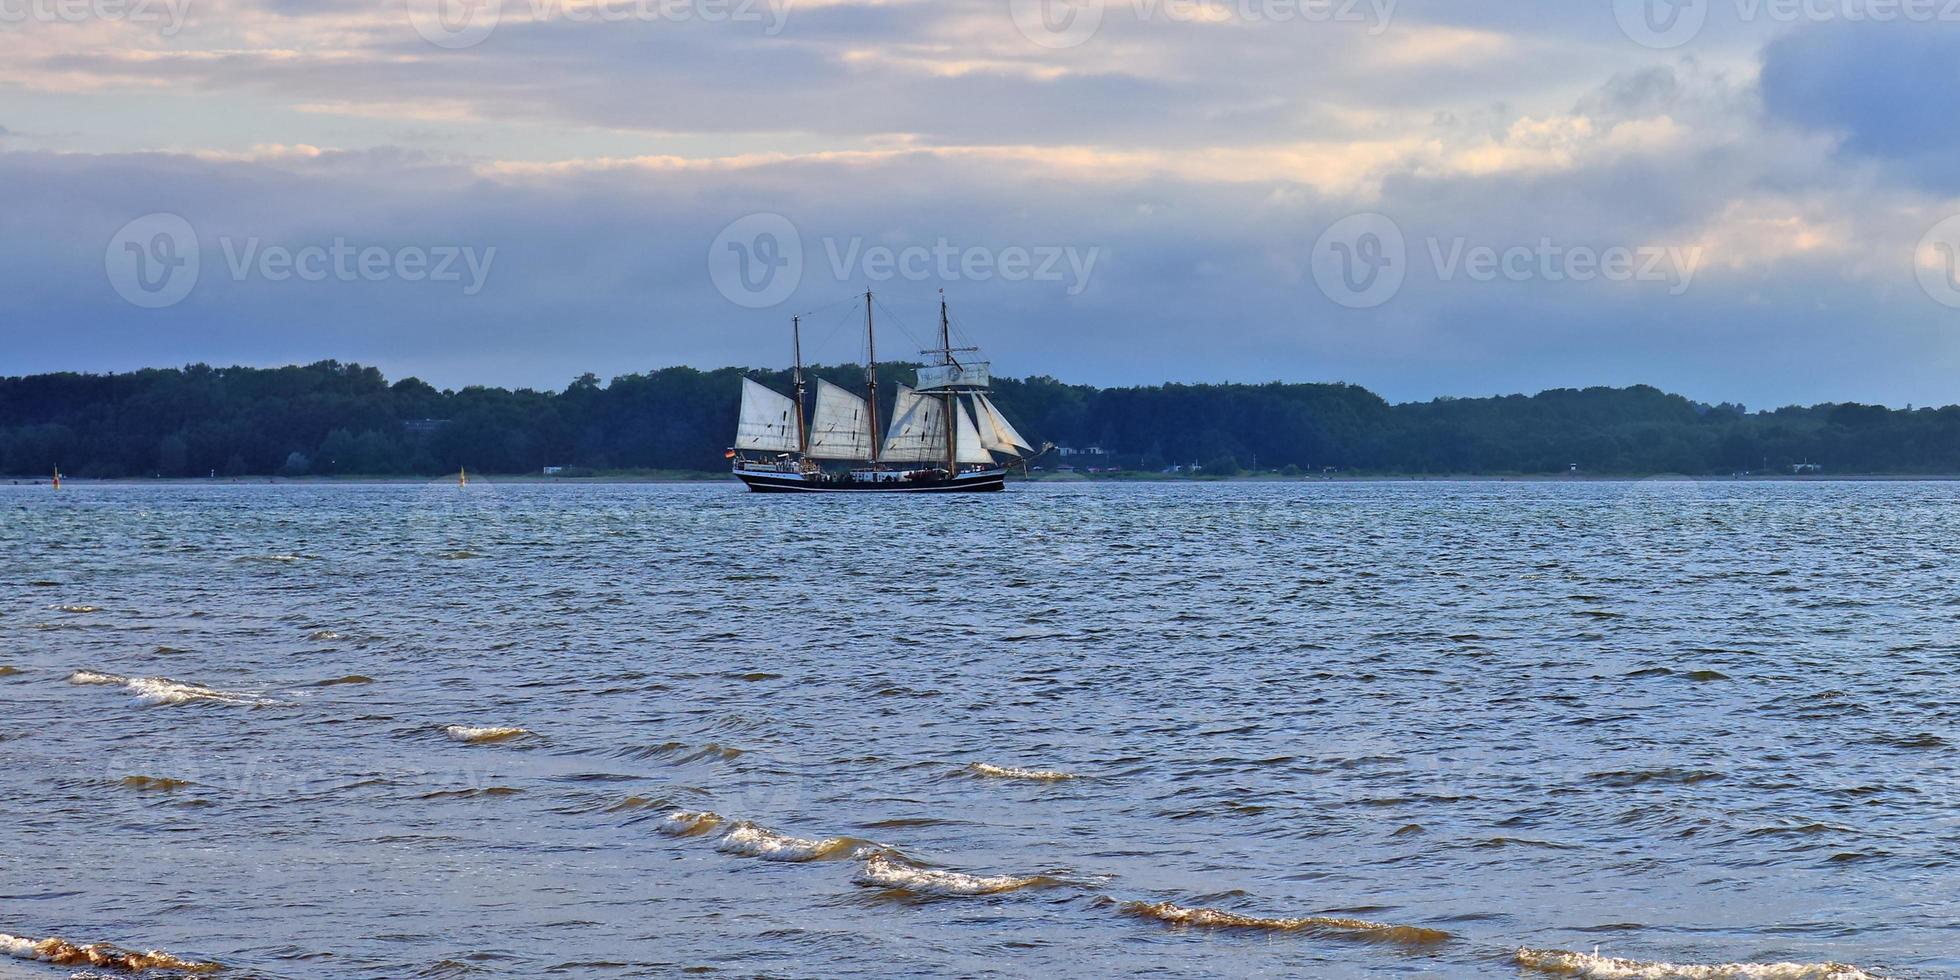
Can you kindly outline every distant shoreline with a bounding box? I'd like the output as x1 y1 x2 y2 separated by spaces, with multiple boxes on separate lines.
9 363 1953 485
11 472 1960 486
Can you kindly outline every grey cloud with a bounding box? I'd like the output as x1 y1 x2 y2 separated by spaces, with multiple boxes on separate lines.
1760 21 1960 191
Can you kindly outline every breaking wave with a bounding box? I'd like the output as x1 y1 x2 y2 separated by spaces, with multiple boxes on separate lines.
0 932 220 974
714 821 877 862
1514 948 1874 979
968 762 1079 781
853 853 1054 896
655 810 726 836
444 725 530 744
68 670 269 706
1121 901 1451 948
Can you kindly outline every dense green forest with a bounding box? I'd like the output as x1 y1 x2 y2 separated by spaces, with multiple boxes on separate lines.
2 360 1956 477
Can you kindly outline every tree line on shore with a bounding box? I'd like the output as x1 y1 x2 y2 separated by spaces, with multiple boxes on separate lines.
1 360 1954 478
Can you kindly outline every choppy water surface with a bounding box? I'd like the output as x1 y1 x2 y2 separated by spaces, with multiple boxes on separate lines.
1 481 1955 979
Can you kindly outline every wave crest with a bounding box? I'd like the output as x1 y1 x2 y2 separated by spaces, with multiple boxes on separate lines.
68 670 269 706
714 821 874 862
1122 901 1450 948
656 810 726 836
1514 948 1874 979
444 725 530 744
968 762 1079 781
1 932 220 974
121 775 195 792
853 853 1053 896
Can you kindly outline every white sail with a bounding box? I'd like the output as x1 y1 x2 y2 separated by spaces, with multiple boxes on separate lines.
735 378 800 453
807 378 875 460
880 384 946 463
973 394 1034 454
955 399 993 464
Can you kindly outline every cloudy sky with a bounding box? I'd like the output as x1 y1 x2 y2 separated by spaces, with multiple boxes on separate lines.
1 0 1956 406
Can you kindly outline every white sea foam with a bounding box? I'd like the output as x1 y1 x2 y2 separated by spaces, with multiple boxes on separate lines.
1515 947 1876 979
444 725 529 744
126 677 263 706
714 821 870 862
853 853 1050 896
67 670 268 706
969 762 1079 781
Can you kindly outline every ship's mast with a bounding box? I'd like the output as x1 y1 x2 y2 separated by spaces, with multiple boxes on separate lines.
940 292 956 474
791 314 808 456
864 290 879 465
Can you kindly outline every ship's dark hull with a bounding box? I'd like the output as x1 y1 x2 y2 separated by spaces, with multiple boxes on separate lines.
735 468 1006 493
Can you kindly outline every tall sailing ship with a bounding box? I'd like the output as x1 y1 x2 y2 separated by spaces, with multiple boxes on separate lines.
730 292 1038 493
